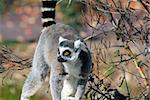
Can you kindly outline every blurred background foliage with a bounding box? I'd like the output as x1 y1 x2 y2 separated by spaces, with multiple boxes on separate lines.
0 0 14 15
0 0 83 41
59 0 84 30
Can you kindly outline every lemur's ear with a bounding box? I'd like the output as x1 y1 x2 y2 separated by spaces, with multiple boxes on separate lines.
74 39 88 52
74 39 82 48
59 36 67 44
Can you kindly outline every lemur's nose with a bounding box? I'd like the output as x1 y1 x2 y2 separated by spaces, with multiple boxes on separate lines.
57 56 67 62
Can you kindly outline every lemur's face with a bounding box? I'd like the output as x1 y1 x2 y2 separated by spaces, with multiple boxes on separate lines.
57 36 87 62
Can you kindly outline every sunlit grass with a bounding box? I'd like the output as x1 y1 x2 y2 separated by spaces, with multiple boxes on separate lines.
0 80 37 100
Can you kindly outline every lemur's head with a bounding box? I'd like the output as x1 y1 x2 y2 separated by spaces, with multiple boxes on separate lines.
57 36 87 62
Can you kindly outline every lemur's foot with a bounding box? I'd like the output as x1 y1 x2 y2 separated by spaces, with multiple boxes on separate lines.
61 96 78 100
20 96 29 100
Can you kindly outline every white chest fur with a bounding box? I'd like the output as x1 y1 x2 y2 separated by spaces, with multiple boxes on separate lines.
62 59 82 78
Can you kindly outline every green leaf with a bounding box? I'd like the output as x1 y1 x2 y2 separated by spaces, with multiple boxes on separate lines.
0 66 6 73
114 49 120 57
133 54 138 60
137 60 143 67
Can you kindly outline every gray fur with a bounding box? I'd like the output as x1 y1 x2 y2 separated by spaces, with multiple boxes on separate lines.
59 41 74 49
20 23 92 100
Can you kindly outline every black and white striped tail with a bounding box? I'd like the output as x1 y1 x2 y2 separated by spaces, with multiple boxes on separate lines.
41 0 57 27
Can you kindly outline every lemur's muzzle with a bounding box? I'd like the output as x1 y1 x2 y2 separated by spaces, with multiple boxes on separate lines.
57 56 67 62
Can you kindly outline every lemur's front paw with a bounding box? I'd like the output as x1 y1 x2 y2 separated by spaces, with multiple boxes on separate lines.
20 97 29 100
61 97 77 100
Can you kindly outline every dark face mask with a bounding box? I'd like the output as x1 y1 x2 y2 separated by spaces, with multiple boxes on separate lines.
57 56 67 62
57 49 67 62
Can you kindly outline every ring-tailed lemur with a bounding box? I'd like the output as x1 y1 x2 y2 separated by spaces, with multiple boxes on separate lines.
20 0 92 100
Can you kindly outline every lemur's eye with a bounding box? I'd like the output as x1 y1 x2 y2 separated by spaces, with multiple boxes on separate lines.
63 50 71 57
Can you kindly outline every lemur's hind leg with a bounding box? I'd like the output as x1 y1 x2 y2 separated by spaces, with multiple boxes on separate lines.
50 62 65 100
21 51 49 100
